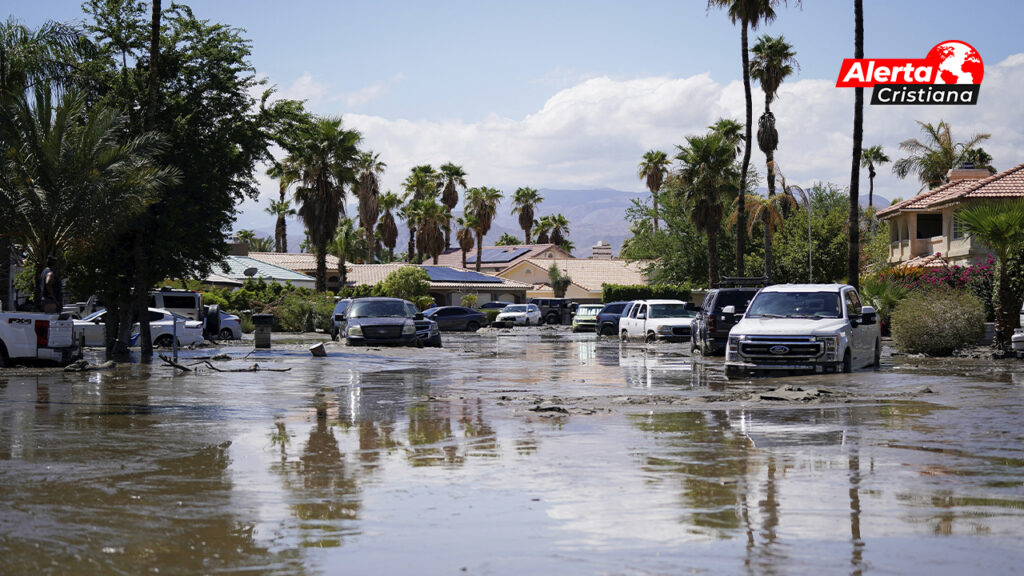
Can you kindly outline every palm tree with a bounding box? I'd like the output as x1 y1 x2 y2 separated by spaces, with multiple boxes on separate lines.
709 118 744 159
417 199 450 264
956 199 1024 351
401 165 440 261
860 145 890 208
285 117 361 291
892 121 992 190
638 150 670 232
378 191 401 261
511 186 543 243
676 131 739 287
265 199 295 252
328 217 363 288
248 236 274 252
729 192 798 247
534 215 554 244
439 162 467 249
465 186 503 272
750 33 798 280
0 88 175 311
708 0 782 277
399 198 423 263
848 0 864 290
456 214 478 268
355 151 385 263
235 229 256 244
547 213 570 249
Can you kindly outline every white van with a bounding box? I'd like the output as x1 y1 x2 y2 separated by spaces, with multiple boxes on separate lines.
148 288 204 320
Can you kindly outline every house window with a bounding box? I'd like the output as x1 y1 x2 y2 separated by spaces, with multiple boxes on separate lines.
952 210 965 239
916 214 942 238
889 221 897 242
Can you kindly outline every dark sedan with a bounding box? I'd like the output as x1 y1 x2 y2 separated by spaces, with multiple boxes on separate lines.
423 306 488 331
479 301 512 310
596 301 631 336
340 297 441 347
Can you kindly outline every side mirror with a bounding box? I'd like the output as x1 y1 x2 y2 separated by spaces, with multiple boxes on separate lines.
722 305 736 315
860 306 877 326
637 313 646 320
414 313 424 321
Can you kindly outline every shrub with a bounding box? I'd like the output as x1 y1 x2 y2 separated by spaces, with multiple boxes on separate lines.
484 309 501 325
860 276 909 336
460 293 478 308
379 267 430 301
602 283 692 303
890 289 985 355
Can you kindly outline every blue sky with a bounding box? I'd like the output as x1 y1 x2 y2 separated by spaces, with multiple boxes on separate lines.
9 1 1024 235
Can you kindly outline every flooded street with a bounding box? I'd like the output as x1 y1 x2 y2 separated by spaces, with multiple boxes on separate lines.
2 329 1023 575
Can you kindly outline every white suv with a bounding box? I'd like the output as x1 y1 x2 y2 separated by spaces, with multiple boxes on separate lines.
618 299 697 343
724 284 880 378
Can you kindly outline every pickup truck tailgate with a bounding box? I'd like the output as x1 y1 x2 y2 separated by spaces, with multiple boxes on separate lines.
46 319 74 347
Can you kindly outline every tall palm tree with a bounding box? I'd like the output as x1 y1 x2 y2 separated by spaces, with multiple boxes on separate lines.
378 191 401 261
708 0 782 277
439 162 467 249
511 186 543 243
264 198 295 252
638 150 670 232
860 145 890 208
355 151 385 263
547 213 571 249
709 118 744 159
893 121 992 190
465 186 503 272
676 131 738 287
750 33 798 280
729 192 798 246
328 216 363 288
248 236 274 252
417 199 449 264
234 229 256 244
401 165 440 261
399 198 423 263
285 117 361 291
848 0 864 290
534 215 554 244
956 199 1024 351
456 214 478 269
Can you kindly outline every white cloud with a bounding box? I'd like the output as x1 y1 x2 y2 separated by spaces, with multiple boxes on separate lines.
237 56 1024 230
280 72 329 105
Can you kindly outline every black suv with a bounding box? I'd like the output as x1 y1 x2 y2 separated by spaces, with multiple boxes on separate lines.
529 298 576 325
692 287 760 355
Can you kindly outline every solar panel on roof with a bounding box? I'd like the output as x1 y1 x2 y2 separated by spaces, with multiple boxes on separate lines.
467 247 529 264
421 266 502 283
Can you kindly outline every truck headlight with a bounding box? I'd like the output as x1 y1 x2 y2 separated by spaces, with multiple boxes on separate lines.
348 325 363 337
728 335 741 354
816 335 838 351
402 323 415 335
657 325 673 334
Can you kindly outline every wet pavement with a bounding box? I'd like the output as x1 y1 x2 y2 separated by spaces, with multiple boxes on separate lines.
1 327 1023 575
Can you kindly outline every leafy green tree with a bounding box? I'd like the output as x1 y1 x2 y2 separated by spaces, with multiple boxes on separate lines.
676 131 738 287
465 186 503 272
548 264 572 298
638 150 670 231
772 182 850 284
439 162 466 248
511 186 543 243
860 145 889 208
379 266 430 302
956 199 1024 350
893 121 993 190
378 191 401 261
495 232 521 246
355 150 385 263
329 216 363 288
285 117 362 291
456 214 478 268
708 0 783 276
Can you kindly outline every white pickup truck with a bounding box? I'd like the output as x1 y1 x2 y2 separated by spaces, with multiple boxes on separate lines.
724 284 881 379
0 310 79 367
619 299 698 343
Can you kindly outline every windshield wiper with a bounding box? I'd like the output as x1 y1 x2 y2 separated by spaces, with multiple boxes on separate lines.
752 313 785 318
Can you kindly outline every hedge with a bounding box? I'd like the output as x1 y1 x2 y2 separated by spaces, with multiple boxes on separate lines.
602 283 692 303
891 289 985 356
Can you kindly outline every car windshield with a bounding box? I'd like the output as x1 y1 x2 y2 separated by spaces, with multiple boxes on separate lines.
423 307 438 316
82 310 105 322
504 305 527 313
746 291 842 319
348 300 412 318
578 305 602 316
649 303 695 318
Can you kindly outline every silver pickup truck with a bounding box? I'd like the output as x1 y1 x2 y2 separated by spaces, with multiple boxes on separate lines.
724 283 881 379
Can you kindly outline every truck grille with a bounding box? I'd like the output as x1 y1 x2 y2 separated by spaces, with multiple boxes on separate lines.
365 326 402 338
740 336 821 361
672 326 691 336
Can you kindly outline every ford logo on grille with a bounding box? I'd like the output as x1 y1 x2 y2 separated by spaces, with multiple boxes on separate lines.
769 345 790 355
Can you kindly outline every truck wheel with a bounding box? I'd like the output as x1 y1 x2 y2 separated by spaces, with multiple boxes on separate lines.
842 349 853 373
0 341 8 367
600 324 615 337
725 365 744 379
645 332 657 344
154 335 173 348
546 314 559 325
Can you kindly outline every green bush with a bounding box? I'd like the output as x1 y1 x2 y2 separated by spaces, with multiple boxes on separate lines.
484 310 500 325
891 289 985 356
601 283 692 303
379 267 430 301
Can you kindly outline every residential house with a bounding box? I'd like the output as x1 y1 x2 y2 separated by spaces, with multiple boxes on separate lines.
433 244 572 273
345 264 530 306
216 255 316 290
497 258 652 303
876 164 1024 267
248 252 346 291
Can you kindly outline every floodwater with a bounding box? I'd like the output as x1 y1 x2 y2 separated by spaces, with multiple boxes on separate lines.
1 329 1023 575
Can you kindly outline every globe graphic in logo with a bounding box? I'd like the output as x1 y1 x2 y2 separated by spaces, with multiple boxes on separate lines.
927 41 984 84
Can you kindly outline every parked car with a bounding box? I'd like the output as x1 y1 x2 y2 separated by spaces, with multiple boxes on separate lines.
618 300 697 343
495 303 542 326
571 304 604 332
692 287 761 355
74 307 205 348
330 298 353 341
215 311 241 340
724 283 880 378
423 306 487 331
529 297 576 325
480 301 513 310
338 297 441 347
595 301 631 336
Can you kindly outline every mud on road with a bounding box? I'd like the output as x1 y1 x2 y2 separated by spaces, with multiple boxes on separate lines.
1 326 1023 575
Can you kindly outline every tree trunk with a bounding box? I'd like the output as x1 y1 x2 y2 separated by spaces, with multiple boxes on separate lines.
708 228 720 288
652 190 660 232
316 246 327 292
475 232 483 272
407 226 416 263
995 259 1011 351
461 249 467 268
848 0 864 290
868 167 875 208
737 20 751 277
524 224 532 245
445 225 452 251
338 258 347 291
366 228 375 263
0 237 9 312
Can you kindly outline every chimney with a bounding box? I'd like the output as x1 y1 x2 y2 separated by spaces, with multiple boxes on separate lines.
947 164 991 182
591 240 613 260
229 237 249 256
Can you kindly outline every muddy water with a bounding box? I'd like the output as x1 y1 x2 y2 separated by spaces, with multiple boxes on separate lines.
1 330 1023 575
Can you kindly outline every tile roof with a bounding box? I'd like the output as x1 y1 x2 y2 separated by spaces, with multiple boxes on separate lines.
433 244 571 268
897 253 950 269
218 256 316 283
248 252 339 272
345 264 531 290
876 163 1024 219
508 258 652 292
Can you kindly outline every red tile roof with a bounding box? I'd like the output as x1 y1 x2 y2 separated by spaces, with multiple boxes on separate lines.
877 163 1024 219
897 253 950 269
